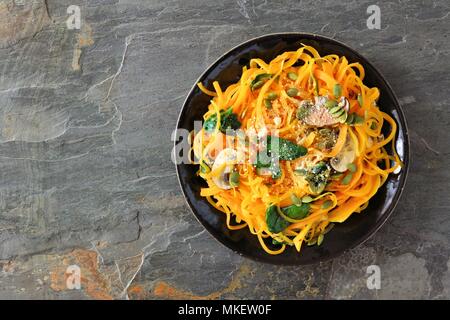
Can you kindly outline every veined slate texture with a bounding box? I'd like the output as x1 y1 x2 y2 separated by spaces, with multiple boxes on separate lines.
0 0 449 299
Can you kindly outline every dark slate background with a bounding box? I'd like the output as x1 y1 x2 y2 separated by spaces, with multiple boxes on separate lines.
0 0 448 299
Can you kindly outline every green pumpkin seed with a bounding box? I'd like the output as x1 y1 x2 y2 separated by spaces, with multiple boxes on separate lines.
251 80 265 90
333 83 342 97
310 74 319 96
301 195 314 203
330 106 343 114
321 200 333 209
325 99 338 109
331 108 345 118
323 223 335 234
347 163 357 173
200 162 210 174
341 173 353 185
287 72 298 81
264 99 272 109
229 171 240 187
346 113 355 124
337 112 348 123
357 93 363 107
295 168 307 175
267 92 278 100
354 115 364 124
286 87 299 97
290 193 302 205
370 122 377 130
331 172 344 180
317 234 324 246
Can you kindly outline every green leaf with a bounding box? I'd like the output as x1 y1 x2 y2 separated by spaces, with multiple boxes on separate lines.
267 136 307 161
266 205 290 233
282 203 310 219
203 107 241 133
272 239 284 246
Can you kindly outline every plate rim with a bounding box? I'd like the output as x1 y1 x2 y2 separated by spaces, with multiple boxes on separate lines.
174 32 410 265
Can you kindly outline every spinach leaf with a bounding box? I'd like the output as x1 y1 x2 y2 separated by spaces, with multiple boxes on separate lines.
267 136 307 161
203 107 241 133
255 136 306 179
282 203 310 219
265 205 290 233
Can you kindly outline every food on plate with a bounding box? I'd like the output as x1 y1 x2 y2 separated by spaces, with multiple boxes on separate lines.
191 45 402 255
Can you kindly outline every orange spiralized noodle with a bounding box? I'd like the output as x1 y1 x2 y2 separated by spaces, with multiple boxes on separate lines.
192 45 402 255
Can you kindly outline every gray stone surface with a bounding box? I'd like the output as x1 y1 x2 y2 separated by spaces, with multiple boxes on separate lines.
0 0 448 299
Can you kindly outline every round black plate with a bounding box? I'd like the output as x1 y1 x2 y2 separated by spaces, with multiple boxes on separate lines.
175 33 409 265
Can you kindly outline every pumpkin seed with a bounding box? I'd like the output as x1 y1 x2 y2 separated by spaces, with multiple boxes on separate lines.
347 163 357 173
310 74 319 96
229 171 240 187
301 195 314 203
290 193 302 205
295 168 307 175
286 87 299 97
323 223 335 234
264 99 272 109
341 173 353 185
330 106 343 114
321 200 333 209
251 80 265 90
267 92 278 100
346 113 355 124
325 99 338 109
337 112 348 123
331 108 345 118
317 234 324 246
354 115 364 124
287 72 298 81
333 83 342 97
357 93 363 107
331 172 344 180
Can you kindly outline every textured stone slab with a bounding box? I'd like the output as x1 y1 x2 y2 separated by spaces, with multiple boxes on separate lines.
0 0 449 299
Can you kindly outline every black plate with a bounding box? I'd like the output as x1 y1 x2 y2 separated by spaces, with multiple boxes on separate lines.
175 33 409 265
